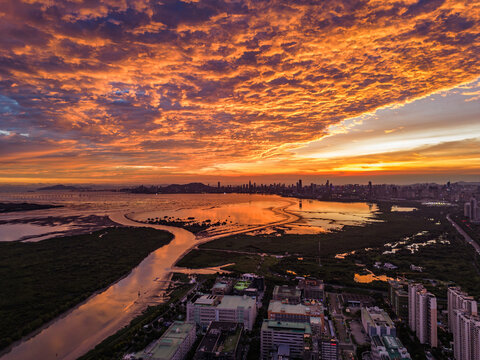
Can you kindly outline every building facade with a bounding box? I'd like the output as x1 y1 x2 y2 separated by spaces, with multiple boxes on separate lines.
260 320 312 360
267 300 323 324
187 295 257 331
388 280 409 321
272 285 301 304
297 278 325 301
452 310 480 360
361 307 396 337
370 335 411 360
449 287 480 360
194 321 243 360
464 197 480 222
448 287 478 332
408 283 437 347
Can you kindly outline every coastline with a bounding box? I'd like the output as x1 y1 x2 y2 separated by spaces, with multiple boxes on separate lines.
2 199 300 360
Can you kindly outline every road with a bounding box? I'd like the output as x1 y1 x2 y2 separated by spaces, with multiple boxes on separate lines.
446 214 480 255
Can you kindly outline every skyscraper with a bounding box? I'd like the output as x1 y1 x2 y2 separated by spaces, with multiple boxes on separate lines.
408 283 437 347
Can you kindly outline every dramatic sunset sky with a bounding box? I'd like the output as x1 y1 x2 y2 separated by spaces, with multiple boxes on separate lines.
0 0 479 184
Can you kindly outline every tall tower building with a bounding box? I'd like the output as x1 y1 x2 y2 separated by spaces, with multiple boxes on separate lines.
408 283 437 347
297 179 303 193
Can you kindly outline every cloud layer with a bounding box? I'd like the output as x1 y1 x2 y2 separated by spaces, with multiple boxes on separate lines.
0 0 479 182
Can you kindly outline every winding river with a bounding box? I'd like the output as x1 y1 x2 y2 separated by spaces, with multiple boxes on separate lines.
1 201 299 360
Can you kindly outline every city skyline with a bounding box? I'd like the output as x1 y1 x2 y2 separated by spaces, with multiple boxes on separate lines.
1 0 479 184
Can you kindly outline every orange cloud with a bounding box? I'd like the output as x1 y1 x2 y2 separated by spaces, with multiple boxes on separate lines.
0 0 479 183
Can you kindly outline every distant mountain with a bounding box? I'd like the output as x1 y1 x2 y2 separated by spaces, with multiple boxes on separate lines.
37 184 83 191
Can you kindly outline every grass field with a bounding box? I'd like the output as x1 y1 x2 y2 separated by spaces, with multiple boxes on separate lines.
0 227 173 350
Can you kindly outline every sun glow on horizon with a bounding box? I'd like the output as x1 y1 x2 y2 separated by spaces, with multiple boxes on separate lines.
0 0 479 184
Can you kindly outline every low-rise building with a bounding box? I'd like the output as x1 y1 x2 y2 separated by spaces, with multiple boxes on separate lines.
297 278 324 301
370 335 411 360
339 293 375 308
267 300 323 323
194 321 243 360
187 295 257 331
131 321 196 360
231 275 265 299
260 320 312 360
361 307 396 337
272 285 301 304
212 278 235 295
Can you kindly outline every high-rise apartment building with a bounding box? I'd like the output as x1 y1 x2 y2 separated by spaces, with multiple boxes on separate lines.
448 287 478 332
388 280 409 321
408 283 437 347
464 197 479 222
452 310 480 360
448 287 480 360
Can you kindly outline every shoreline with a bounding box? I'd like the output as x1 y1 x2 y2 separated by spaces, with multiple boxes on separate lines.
3 199 300 360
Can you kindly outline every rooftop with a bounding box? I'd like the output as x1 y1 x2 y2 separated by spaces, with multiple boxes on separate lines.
273 285 301 298
372 335 411 359
217 295 256 309
135 321 194 360
262 319 312 334
194 295 255 309
196 322 242 356
268 300 323 316
234 280 251 291
362 307 395 328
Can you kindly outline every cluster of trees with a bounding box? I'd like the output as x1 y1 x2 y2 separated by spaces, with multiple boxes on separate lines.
0 227 173 350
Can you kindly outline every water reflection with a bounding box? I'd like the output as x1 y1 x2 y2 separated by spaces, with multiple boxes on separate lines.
0 223 73 242
0 192 382 360
1 218 197 360
391 205 417 212
354 270 394 283
286 200 379 234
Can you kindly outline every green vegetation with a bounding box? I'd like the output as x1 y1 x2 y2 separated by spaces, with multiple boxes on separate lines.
223 326 242 352
0 227 173 350
145 216 228 234
349 232 480 298
178 203 476 292
175 249 281 279
199 202 451 257
0 202 61 213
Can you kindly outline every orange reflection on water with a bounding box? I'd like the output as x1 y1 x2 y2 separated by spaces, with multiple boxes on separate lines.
354 270 394 283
